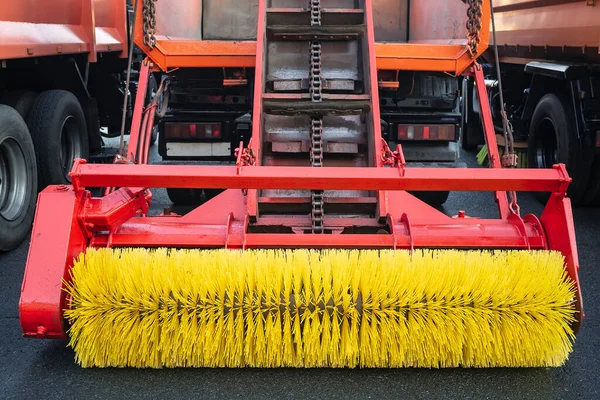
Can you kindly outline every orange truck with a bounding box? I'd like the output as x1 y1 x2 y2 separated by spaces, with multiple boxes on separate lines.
463 0 600 206
0 0 148 251
138 1 485 207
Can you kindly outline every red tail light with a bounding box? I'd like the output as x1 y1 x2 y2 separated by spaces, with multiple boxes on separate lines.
165 123 223 139
397 124 456 141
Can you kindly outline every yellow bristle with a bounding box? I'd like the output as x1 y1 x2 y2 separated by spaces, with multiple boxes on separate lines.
64 248 577 368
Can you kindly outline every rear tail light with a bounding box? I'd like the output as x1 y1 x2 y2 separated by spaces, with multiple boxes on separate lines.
397 124 456 141
165 123 222 139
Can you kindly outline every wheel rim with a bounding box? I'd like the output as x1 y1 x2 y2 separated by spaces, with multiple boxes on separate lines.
534 117 559 168
0 136 28 221
59 115 82 181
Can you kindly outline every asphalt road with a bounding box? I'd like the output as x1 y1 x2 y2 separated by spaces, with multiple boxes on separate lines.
1 144 599 400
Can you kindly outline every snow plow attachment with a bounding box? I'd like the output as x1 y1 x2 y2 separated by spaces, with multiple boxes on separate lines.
20 0 582 368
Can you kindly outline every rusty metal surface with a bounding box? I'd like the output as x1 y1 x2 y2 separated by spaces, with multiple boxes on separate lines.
373 0 408 42
155 0 202 40
148 0 471 44
409 0 469 44
264 115 364 144
135 0 490 73
494 0 600 61
203 0 259 40
0 0 127 61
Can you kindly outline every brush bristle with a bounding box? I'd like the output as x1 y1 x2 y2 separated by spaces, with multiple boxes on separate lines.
64 248 576 368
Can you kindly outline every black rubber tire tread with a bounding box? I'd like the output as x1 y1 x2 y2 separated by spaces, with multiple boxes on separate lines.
167 188 203 206
527 93 592 206
460 78 484 151
0 91 38 119
582 154 600 207
411 191 450 207
26 90 89 190
80 97 102 154
204 189 224 201
0 105 38 251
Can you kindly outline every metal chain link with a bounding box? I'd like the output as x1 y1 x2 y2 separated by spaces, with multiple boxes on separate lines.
143 0 158 48
309 0 324 233
465 0 483 58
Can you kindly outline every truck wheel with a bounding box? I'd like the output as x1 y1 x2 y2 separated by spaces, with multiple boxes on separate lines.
411 191 450 208
27 91 89 190
460 78 484 151
0 105 38 251
0 90 38 119
528 94 592 205
167 188 203 205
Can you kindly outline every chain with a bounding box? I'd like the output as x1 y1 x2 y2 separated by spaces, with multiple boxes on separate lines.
143 0 157 48
509 191 521 216
234 146 257 168
309 0 324 233
381 139 399 167
465 0 483 58
310 0 321 27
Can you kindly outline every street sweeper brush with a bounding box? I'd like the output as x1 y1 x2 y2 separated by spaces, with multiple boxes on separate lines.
19 0 584 369
65 248 576 368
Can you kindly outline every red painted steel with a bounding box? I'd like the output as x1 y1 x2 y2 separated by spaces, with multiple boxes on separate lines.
0 0 128 62
19 186 87 339
68 161 571 194
473 65 510 218
540 194 583 333
126 60 150 162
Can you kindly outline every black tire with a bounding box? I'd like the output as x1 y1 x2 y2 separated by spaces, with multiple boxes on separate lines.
528 94 593 206
167 188 203 205
460 78 484 151
204 189 224 201
27 90 89 190
582 154 600 207
0 90 38 119
80 97 102 154
411 191 450 207
0 105 38 251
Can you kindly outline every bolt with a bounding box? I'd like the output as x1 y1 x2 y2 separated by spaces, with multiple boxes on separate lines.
458 210 466 218
56 185 69 191
36 326 47 338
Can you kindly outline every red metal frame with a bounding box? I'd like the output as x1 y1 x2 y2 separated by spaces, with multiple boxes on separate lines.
19 0 583 341
69 161 571 194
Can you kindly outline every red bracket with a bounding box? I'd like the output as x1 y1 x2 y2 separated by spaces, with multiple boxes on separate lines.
553 163 571 197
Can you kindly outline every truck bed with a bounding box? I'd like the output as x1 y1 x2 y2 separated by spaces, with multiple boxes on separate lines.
493 0 600 64
0 0 128 62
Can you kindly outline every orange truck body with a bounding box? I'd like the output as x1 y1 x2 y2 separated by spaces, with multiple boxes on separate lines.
0 0 128 62
133 0 491 75
493 0 600 64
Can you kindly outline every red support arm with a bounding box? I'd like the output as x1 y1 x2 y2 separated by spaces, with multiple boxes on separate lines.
473 65 511 218
70 161 571 194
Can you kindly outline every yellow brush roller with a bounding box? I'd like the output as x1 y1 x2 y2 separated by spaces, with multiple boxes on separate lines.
64 248 576 368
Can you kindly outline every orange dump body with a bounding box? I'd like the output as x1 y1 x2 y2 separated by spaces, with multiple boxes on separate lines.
0 0 128 62
493 0 600 64
134 0 491 75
